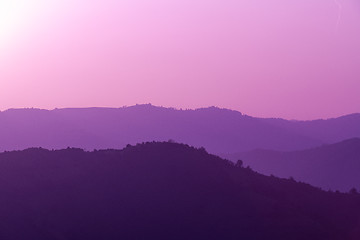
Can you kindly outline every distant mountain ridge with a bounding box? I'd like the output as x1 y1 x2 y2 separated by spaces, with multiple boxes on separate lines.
0 104 359 153
261 113 360 144
227 138 360 192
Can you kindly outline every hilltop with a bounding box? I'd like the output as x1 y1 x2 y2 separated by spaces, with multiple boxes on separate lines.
0 142 360 239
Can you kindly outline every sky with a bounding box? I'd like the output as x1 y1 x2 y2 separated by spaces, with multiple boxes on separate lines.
0 0 359 120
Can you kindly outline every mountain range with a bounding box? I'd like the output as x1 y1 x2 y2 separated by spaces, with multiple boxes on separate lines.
0 104 359 153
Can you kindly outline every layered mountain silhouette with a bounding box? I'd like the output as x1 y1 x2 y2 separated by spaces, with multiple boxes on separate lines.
261 114 360 145
0 104 359 153
227 138 360 192
1 142 360 239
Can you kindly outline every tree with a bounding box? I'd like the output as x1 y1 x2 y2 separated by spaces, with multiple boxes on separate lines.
349 188 358 195
235 159 243 168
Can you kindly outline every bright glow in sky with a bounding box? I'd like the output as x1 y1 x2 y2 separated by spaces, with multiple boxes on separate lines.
0 0 359 120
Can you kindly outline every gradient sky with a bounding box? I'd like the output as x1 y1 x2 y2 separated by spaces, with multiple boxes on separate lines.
0 0 359 120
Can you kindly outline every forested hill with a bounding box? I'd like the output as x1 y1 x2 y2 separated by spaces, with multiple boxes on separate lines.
0 142 360 239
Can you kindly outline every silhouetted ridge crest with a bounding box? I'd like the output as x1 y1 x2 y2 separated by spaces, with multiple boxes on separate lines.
0 105 359 153
0 142 360 239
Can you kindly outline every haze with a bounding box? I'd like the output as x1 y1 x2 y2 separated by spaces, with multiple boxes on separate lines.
1 0 359 120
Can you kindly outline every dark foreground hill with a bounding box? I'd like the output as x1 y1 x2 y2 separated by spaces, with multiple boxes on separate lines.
226 138 360 192
0 142 360 239
0 104 359 153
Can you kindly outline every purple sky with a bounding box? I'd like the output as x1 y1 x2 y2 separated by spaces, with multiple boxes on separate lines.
0 0 359 120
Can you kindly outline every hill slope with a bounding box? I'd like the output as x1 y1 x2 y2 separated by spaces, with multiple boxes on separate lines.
0 104 359 153
262 114 360 144
229 138 360 192
0 142 360 239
